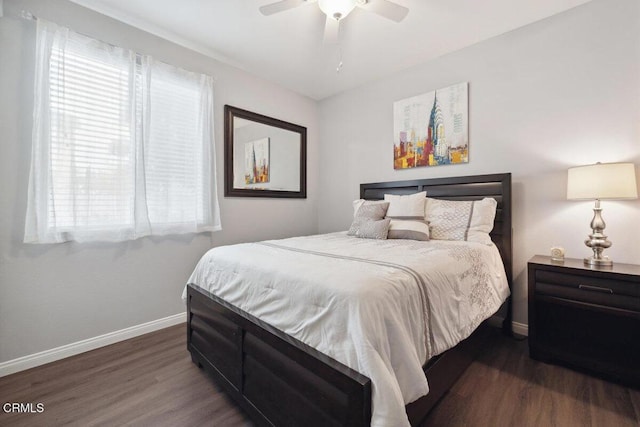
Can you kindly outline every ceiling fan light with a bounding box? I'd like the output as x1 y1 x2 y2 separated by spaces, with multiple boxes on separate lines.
318 0 357 20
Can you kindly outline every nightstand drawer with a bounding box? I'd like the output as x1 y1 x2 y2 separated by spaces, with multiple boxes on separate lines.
535 270 640 298
536 282 640 312
528 256 640 387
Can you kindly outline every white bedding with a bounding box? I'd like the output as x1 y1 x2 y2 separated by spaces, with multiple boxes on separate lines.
184 232 509 427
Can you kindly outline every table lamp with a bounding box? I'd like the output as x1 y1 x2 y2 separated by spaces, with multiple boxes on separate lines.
567 162 638 267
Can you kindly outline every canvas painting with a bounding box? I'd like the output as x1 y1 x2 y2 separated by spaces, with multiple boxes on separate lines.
393 82 468 169
244 137 270 184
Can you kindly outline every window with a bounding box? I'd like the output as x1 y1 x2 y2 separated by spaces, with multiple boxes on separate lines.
25 19 221 243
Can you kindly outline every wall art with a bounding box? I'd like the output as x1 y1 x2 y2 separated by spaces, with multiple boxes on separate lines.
244 137 270 184
393 82 468 169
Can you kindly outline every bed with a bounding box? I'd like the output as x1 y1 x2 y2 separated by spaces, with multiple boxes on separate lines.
186 173 513 426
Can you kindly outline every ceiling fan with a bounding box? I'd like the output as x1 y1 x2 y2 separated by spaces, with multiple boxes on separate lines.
259 0 409 44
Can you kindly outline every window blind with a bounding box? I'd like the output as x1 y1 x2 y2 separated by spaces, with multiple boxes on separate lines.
25 19 221 243
48 36 135 231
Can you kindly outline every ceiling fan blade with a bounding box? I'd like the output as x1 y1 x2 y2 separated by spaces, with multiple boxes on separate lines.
323 16 340 45
358 0 409 22
259 0 307 16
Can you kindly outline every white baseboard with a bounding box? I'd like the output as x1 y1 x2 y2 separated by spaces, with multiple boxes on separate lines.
487 315 529 336
512 321 529 336
0 312 186 378
0 312 526 378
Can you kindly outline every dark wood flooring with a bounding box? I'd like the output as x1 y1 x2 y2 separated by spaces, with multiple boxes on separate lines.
1 324 638 426
422 329 640 427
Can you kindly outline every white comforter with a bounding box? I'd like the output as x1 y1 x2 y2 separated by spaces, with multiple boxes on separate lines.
185 232 509 427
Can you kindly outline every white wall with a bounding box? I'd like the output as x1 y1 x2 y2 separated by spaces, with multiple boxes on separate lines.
0 0 318 363
1 0 638 366
317 0 640 326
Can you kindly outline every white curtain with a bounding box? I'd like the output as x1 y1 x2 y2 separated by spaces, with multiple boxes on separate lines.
25 19 221 243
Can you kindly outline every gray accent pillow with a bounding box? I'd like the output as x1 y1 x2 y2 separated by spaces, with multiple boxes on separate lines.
353 201 390 220
352 199 388 217
348 201 391 239
348 218 391 240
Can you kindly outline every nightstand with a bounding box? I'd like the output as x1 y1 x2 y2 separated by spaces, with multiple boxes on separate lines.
528 255 640 386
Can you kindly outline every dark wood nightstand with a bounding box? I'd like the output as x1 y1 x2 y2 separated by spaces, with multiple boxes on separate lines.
528 255 640 387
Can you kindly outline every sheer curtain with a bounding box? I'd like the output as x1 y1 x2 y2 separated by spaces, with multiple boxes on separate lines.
25 19 220 243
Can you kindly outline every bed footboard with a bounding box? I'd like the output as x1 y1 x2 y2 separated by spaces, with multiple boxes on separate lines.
187 283 372 426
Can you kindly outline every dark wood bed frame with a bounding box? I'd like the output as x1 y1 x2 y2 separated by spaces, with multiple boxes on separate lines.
187 173 512 426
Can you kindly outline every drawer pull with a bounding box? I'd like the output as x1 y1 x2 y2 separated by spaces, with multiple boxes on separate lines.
578 284 614 294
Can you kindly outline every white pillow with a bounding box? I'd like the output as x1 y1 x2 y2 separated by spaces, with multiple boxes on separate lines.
379 192 429 241
384 191 427 218
425 197 497 245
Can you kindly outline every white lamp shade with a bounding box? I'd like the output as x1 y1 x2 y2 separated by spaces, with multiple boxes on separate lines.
567 162 638 200
318 0 357 19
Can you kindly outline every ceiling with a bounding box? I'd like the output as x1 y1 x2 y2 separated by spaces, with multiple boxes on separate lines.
69 0 592 100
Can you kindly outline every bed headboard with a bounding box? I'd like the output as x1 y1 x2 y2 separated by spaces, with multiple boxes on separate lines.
360 173 513 331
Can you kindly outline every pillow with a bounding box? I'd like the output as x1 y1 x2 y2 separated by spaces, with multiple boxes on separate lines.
425 197 497 245
348 218 391 240
352 199 388 217
383 191 429 241
348 200 391 239
387 219 430 241
384 191 427 218
351 200 390 220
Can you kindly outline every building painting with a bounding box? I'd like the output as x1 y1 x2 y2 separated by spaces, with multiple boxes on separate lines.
244 138 270 184
393 82 468 169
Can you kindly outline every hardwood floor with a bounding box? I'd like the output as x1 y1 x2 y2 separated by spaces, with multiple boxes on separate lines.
0 325 250 427
1 324 638 426
422 328 640 427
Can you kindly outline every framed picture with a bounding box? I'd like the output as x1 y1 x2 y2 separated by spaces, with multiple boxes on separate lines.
244 137 270 184
393 82 468 169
